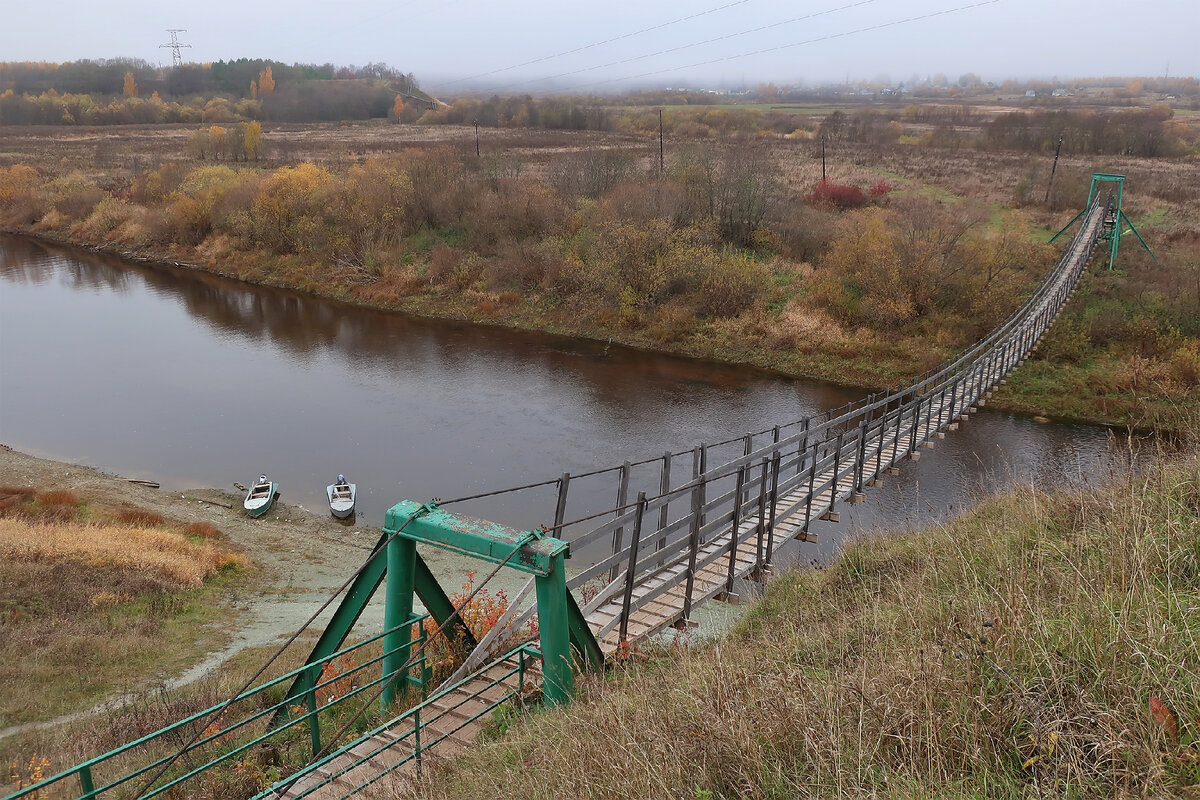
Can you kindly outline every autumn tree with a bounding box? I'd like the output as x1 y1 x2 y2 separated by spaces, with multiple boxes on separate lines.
208 125 228 160
242 120 263 160
258 66 275 95
123 72 138 98
392 95 405 123
250 80 258 99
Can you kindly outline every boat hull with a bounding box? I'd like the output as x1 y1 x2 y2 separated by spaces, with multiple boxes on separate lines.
327 482 356 519
244 482 278 518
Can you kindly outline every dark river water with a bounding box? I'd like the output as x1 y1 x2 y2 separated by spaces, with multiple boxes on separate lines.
0 235 1131 561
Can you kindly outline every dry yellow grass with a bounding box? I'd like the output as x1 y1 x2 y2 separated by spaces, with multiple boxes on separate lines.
0 518 248 589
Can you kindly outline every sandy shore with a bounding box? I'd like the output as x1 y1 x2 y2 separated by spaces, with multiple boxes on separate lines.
0 445 528 692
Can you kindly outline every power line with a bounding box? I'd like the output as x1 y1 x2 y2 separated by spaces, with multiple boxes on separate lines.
581 0 1003 90
480 0 881 94
432 0 759 90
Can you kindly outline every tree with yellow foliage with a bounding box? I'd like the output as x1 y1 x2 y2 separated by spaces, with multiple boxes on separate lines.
258 66 275 96
392 95 405 123
242 120 263 160
123 72 138 98
250 80 258 100
208 125 228 160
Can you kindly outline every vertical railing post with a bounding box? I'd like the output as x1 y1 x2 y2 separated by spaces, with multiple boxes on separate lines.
657 451 671 559
754 458 769 578
681 473 704 622
725 466 747 595
853 420 867 495
610 461 631 582
908 392 921 454
413 704 422 779
618 493 647 643
740 432 753 505
552 472 570 535
765 451 781 569
829 430 844 512
79 766 97 800
803 437 817 534
891 396 904 467
797 418 809 477
871 407 886 483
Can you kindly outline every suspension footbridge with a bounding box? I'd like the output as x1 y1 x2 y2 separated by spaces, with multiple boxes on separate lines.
5 191 1112 800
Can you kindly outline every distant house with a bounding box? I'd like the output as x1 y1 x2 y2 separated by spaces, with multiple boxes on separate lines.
1051 88 1072 97
1025 90 1037 97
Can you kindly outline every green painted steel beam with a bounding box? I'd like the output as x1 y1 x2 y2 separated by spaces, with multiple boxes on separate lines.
272 530 391 728
272 530 478 727
1119 210 1156 261
385 500 569 576
535 551 573 705
1049 207 1086 243
566 589 605 672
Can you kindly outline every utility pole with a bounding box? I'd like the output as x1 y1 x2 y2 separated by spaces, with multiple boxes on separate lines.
473 119 480 157
657 108 664 175
1044 135 1063 205
821 136 826 181
159 29 191 68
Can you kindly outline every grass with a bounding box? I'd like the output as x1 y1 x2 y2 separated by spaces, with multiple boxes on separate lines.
0 487 252 728
416 443 1200 799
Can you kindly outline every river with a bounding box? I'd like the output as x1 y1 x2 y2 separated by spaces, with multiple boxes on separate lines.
0 234 1129 561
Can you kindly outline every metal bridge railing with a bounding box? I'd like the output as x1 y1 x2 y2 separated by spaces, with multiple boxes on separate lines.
254 644 538 800
4 620 432 800
452 195 1109 668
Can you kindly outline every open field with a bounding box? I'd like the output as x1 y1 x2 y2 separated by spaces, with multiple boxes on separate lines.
1 117 1196 432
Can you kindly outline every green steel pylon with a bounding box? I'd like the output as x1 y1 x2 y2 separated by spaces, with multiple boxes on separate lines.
1050 173 1155 270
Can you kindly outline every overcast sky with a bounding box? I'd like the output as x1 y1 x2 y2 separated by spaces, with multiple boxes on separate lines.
2 0 1195 92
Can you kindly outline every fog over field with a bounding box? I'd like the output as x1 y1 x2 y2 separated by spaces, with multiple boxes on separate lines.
2 0 1195 89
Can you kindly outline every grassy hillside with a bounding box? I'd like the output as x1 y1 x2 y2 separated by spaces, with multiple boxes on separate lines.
419 445 1200 799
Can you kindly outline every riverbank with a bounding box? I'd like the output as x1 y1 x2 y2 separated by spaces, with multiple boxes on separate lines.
0 446 397 741
420 442 1200 799
7 226 1194 437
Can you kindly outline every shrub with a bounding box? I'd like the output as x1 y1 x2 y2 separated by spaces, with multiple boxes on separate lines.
184 521 224 540
74 197 136 241
694 252 767 318
0 165 44 224
113 507 167 526
804 178 867 210
45 173 103 220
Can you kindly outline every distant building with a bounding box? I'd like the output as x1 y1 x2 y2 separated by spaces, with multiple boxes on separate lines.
1025 90 1037 97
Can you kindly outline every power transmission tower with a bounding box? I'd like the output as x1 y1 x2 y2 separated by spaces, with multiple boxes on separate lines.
159 29 191 68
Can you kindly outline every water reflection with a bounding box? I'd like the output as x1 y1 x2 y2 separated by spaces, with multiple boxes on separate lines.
0 234 1127 559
